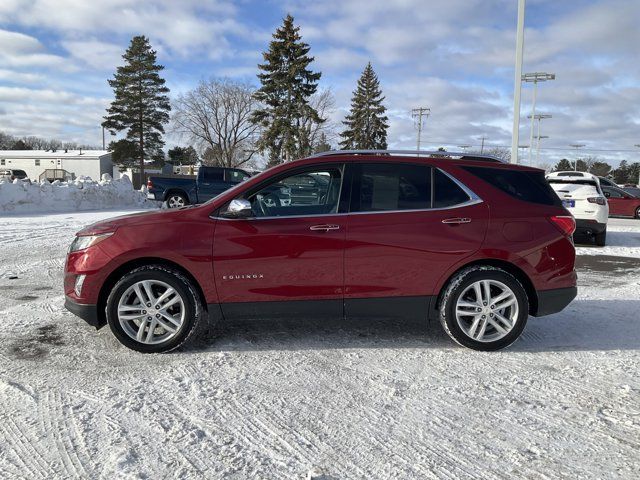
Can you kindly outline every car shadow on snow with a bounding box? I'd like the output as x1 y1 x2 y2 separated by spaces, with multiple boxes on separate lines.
188 298 640 353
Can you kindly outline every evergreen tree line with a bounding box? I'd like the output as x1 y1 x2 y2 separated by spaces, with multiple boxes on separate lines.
101 15 390 172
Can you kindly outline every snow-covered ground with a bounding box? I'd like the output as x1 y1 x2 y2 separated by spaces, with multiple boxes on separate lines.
0 213 638 479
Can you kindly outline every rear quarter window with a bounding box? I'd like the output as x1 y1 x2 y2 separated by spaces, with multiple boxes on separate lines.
464 166 562 206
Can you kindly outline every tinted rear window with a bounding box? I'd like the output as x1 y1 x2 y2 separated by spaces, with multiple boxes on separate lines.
464 166 562 206
201 168 223 182
433 169 471 208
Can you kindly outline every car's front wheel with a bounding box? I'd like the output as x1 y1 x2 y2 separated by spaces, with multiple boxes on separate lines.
106 265 203 353
439 267 529 351
635 207 640 220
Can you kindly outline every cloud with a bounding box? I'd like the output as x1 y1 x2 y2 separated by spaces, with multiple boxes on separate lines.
0 0 639 166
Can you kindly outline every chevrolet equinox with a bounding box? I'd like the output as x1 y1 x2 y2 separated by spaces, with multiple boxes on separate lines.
64 151 577 352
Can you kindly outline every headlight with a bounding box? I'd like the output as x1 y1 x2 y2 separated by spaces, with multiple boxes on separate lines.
69 233 113 253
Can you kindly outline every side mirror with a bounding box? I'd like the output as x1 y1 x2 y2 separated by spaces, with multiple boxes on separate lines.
221 198 253 219
604 192 611 198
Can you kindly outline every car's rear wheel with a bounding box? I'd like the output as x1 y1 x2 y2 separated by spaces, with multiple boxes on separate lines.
595 229 606 246
106 265 203 353
635 207 640 219
439 267 529 351
166 192 188 208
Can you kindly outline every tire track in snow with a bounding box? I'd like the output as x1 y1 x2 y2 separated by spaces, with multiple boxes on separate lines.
0 416 51 478
40 389 90 478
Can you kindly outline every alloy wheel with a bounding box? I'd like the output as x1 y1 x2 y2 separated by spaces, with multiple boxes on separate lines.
168 195 185 208
454 279 519 343
117 280 185 345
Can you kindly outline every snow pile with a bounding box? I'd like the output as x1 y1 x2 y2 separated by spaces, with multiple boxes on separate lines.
0 174 158 214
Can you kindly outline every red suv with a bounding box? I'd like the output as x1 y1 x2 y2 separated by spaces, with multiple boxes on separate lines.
64 151 577 352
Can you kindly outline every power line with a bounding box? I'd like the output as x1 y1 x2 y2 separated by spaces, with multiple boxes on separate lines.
403 139 640 154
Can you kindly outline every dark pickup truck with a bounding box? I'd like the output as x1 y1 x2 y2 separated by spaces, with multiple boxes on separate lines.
147 166 251 208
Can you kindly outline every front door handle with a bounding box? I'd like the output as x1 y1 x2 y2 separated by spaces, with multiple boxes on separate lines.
442 217 472 224
309 224 340 232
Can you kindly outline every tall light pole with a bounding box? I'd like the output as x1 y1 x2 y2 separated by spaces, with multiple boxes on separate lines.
570 143 585 171
527 113 552 165
411 107 430 155
535 135 548 165
522 72 555 164
511 0 526 164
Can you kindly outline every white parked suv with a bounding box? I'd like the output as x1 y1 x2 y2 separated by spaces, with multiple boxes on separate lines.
547 171 609 246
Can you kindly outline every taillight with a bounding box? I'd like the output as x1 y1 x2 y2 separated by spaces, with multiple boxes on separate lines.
587 197 606 205
147 179 153 188
548 215 576 236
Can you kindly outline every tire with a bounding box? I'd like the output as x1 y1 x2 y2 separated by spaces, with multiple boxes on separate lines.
595 229 606 247
439 266 529 351
166 192 189 209
106 265 204 353
635 207 640 220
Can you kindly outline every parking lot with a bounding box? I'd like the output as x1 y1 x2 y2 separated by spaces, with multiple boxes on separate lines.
0 211 639 479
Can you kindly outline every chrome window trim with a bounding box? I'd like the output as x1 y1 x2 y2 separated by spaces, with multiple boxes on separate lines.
214 199 484 221
213 166 483 221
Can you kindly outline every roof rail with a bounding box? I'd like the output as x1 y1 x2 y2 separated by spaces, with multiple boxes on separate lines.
309 149 505 163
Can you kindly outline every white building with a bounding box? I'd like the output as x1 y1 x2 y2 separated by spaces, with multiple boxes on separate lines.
0 150 112 181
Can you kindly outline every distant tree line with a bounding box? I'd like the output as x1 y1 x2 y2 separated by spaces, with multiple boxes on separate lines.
0 131 98 151
550 157 639 184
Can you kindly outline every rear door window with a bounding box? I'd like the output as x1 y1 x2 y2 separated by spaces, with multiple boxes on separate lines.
201 168 224 182
351 163 431 212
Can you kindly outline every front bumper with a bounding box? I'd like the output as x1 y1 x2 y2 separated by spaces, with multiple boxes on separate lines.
534 286 577 317
64 296 103 329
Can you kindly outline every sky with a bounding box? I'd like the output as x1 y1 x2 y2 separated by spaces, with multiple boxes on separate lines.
0 0 639 167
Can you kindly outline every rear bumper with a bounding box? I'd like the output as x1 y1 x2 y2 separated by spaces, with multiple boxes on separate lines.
534 286 577 317
64 296 103 329
574 219 606 236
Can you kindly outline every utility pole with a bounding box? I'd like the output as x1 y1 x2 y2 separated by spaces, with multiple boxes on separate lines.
479 136 487 153
411 107 430 155
511 0 526 164
570 144 585 171
522 72 555 164
527 113 552 165
635 144 640 186
102 126 106 150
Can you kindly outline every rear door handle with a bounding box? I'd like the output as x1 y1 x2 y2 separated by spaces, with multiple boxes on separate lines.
442 217 472 224
309 224 340 231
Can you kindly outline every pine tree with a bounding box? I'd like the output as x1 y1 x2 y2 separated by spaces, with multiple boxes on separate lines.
252 14 323 166
340 63 388 150
553 159 573 171
103 36 170 176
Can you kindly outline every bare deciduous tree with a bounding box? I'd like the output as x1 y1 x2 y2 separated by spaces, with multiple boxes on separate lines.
300 88 337 155
172 79 259 168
